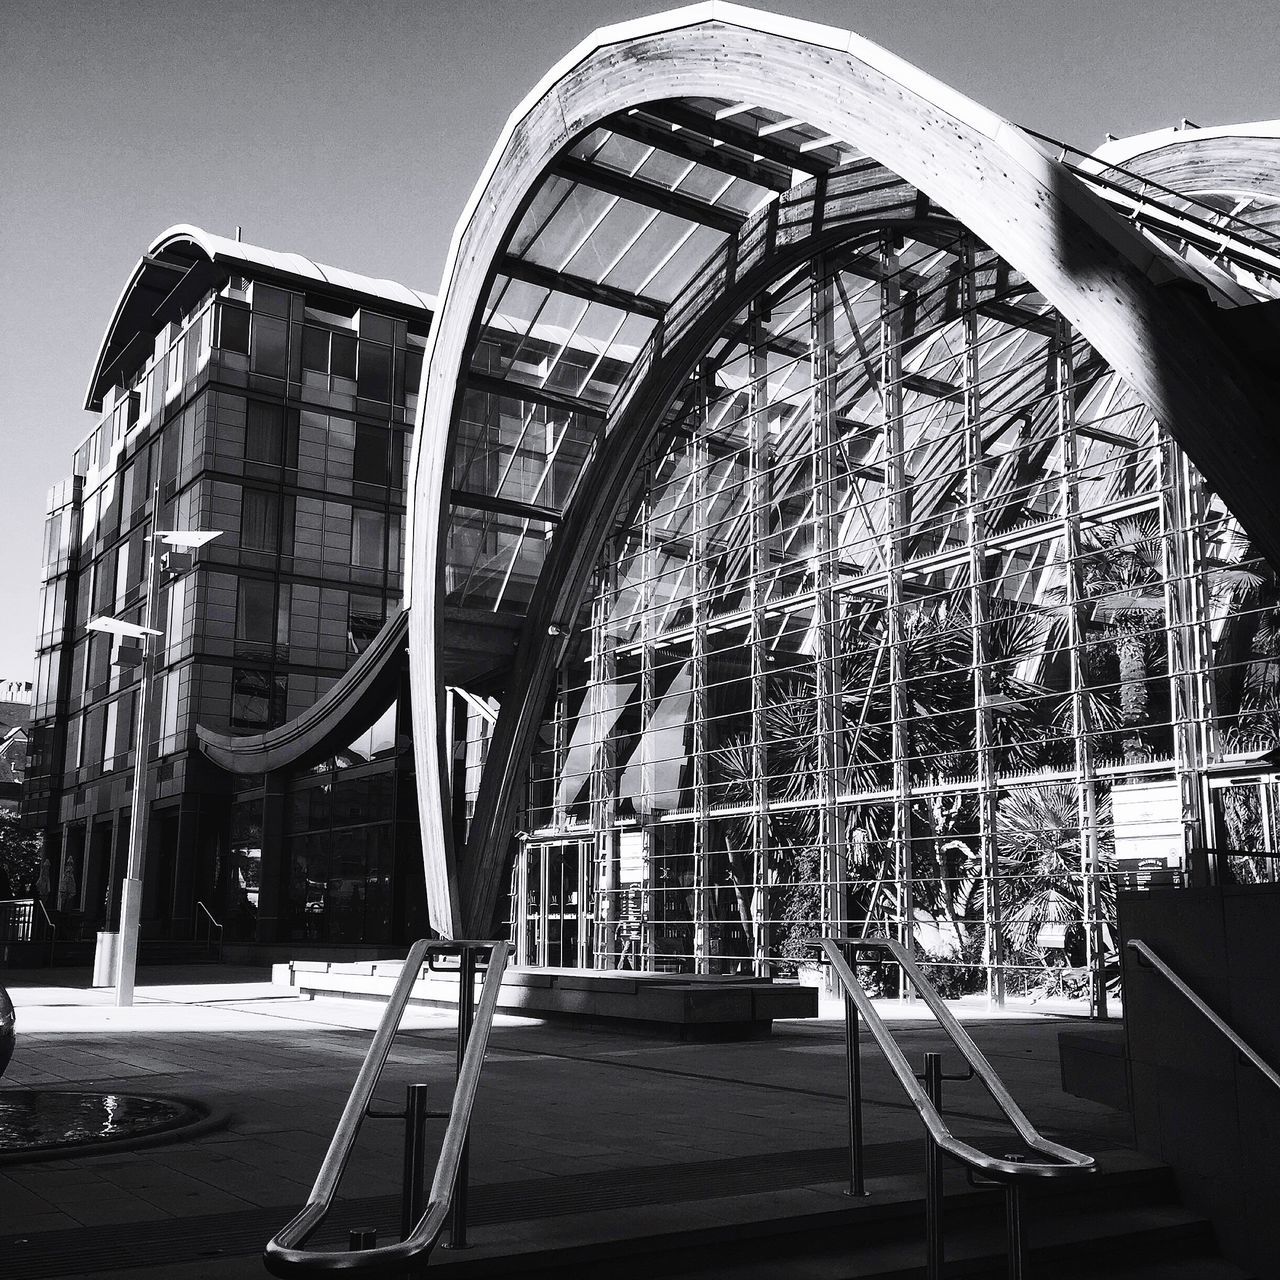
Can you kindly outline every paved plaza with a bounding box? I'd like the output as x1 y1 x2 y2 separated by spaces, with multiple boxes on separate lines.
0 967 1132 1277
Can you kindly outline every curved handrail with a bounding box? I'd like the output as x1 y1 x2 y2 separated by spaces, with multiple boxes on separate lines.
1127 939 1280 1093
264 940 509 1275
823 936 1094 1182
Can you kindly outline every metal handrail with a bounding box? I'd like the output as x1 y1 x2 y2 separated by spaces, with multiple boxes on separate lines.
194 900 222 959
35 898 56 967
824 937 1094 1182
264 939 509 1275
1127 939 1280 1093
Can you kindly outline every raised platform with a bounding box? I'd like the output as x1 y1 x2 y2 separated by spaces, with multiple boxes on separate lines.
272 959 817 1038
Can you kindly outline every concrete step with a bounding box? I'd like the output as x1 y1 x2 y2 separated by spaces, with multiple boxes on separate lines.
408 1155 1250 1280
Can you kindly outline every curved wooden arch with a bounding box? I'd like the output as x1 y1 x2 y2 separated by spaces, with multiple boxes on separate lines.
404 5 1280 936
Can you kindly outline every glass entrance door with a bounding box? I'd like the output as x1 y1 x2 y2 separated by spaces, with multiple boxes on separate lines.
519 841 583 967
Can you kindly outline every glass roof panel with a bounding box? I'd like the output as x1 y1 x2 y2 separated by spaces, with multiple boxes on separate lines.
508 173 576 258
537 191 654 280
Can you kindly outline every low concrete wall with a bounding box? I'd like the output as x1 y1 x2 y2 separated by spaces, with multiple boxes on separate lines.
274 960 817 1039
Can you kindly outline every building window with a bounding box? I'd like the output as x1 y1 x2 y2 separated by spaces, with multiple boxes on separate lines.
231 669 287 731
357 342 391 401
241 490 280 553
301 326 330 376
331 332 357 382
245 402 284 465
217 303 250 355
236 579 289 645
353 424 389 487
348 594 384 654
401 346 424 403
250 314 288 378
351 509 386 570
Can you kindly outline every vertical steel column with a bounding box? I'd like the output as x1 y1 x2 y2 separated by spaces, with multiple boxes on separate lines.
692 370 712 973
748 303 771 976
589 555 619 969
1160 429 1208 865
551 663 569 835
812 262 847 956
881 237 915 971
637 467 657 969
1055 319 1106 1019
963 242 1003 1009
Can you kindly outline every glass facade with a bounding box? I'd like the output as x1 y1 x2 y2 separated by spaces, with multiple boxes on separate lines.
511 231 1280 999
23 238 428 948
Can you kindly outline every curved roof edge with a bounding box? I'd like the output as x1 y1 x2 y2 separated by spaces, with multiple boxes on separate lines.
86 223 435 411
1094 120 1280 169
196 609 409 774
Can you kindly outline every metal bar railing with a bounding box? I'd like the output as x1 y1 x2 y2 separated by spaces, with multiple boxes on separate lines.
1127 939 1280 1093
264 939 509 1276
821 936 1094 1280
194 900 223 961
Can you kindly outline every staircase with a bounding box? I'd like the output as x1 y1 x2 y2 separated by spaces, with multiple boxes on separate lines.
417 1148 1254 1279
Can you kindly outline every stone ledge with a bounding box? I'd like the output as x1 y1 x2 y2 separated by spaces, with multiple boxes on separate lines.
274 961 817 1038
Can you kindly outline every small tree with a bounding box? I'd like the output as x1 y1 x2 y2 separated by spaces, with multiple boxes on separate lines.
0 812 42 897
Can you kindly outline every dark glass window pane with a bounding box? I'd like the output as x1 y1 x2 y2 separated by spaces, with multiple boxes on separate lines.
357 342 391 401
231 668 287 730
218 304 250 355
351 509 385 569
241 490 279 552
250 315 288 377
301 326 329 374
245 402 284 464
402 347 423 400
331 332 357 380
348 593 383 654
236 579 275 642
353 424 389 486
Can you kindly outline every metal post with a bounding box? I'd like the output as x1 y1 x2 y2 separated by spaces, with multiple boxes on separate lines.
747 303 771 977
881 237 914 985
348 1229 376 1251
1004 1184 1026 1280
114 476 164 1008
400 1083 430 1240
922 1052 944 1280
446 946 477 1248
844 985 866 1196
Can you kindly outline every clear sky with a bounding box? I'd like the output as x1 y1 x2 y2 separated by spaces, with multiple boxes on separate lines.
1 0 1276 679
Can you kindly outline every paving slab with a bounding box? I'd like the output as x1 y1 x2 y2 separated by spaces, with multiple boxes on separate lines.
0 964 1132 1276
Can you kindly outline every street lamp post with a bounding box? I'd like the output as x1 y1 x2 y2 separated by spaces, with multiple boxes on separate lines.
89 525 220 1008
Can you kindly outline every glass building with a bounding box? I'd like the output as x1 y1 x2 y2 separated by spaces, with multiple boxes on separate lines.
23 227 431 950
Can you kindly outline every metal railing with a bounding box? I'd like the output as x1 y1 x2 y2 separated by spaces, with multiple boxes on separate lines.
821 936 1094 1279
1126 939 1280 1093
194 900 223 961
264 939 509 1276
0 897 56 965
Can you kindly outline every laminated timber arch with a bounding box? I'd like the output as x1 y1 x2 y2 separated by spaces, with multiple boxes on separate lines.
409 3 1280 937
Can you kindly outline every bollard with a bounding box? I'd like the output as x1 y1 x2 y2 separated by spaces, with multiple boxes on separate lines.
401 1084 430 1240
348 1229 376 1251
922 1052 944 1280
